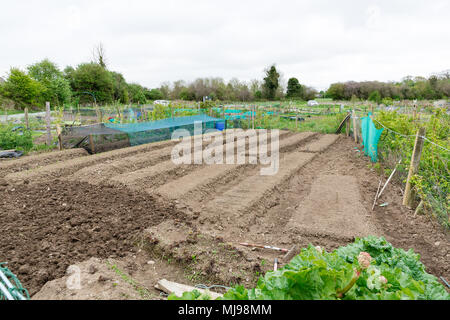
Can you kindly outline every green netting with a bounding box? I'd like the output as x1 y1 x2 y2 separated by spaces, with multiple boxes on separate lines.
361 113 384 162
0 263 29 300
104 115 225 146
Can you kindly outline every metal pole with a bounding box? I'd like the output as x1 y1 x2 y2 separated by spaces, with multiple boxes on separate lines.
0 269 26 300
0 281 14 300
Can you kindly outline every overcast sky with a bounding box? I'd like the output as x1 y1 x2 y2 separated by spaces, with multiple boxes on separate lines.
0 0 448 91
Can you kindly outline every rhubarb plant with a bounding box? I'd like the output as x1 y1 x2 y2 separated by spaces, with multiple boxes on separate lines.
169 236 449 300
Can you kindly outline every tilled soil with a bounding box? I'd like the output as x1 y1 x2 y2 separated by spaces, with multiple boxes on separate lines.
0 179 186 296
0 148 88 175
237 137 449 279
1 131 448 299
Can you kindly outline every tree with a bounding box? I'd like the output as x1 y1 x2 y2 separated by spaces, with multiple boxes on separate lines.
327 83 345 100
145 88 164 100
110 71 129 103
262 65 280 100
179 87 195 100
92 43 107 68
70 63 114 104
286 77 303 99
170 80 187 100
368 90 382 104
28 59 72 106
0 68 46 109
127 83 147 104
302 86 318 101
159 82 171 99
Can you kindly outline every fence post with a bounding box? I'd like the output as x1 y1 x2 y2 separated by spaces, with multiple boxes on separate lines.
24 107 29 130
345 112 350 137
352 110 357 142
45 102 52 146
252 105 255 130
89 134 95 154
403 127 426 208
56 124 63 150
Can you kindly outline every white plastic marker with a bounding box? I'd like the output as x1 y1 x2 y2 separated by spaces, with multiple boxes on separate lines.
377 159 402 200
239 242 288 253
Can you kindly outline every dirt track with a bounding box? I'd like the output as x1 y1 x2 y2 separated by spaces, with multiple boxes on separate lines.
1 129 448 299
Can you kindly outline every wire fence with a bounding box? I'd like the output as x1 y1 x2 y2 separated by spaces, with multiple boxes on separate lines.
351 110 449 228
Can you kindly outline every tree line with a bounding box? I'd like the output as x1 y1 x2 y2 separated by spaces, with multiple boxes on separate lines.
0 58 316 110
0 59 165 110
1 46 448 110
325 71 450 103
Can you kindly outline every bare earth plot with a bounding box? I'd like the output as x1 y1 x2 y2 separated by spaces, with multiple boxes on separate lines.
0 130 448 299
289 175 379 238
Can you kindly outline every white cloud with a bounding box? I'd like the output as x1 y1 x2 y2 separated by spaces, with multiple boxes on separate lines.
0 0 448 91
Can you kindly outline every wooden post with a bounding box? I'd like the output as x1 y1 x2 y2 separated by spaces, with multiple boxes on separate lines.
89 134 95 154
252 105 255 129
70 106 74 122
352 110 357 143
45 102 52 146
345 113 350 137
56 124 63 150
403 127 426 208
24 107 29 130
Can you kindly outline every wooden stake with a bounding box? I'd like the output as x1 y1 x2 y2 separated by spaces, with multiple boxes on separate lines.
352 110 357 143
345 114 350 137
24 107 29 130
252 105 255 129
377 159 401 200
372 180 382 211
89 134 95 154
45 102 52 145
56 124 63 150
414 200 424 216
403 127 426 208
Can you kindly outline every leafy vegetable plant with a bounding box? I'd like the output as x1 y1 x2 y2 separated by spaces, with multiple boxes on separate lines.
169 236 449 300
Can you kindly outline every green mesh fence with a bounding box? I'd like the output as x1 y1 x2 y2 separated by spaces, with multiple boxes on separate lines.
61 115 226 152
0 263 29 300
361 113 384 162
104 115 225 146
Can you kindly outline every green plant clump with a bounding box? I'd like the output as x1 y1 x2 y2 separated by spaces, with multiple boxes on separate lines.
0 123 33 151
169 236 449 300
374 109 449 228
